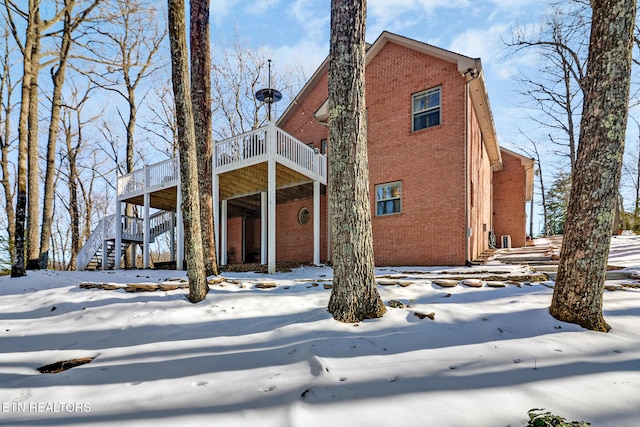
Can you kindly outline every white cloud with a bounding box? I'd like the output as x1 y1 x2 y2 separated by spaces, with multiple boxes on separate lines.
367 0 470 36
448 24 508 62
244 0 281 16
210 0 242 25
271 38 328 81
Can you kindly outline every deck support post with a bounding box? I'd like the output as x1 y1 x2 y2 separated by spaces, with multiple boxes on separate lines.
314 179 321 266
213 173 220 264
261 192 267 264
115 201 122 270
268 158 276 274
169 213 175 262
143 192 150 269
101 218 107 270
221 200 228 265
176 184 184 270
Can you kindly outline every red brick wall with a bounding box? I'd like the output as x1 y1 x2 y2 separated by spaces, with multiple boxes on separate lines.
223 198 329 265
467 97 493 260
226 217 243 263
493 151 527 248
275 197 329 263
365 42 468 265
280 71 330 153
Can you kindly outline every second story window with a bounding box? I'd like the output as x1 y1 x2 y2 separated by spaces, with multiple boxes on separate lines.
412 87 441 132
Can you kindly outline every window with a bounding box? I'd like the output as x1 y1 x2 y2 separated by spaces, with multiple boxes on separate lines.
376 182 402 216
298 207 310 225
321 139 328 155
412 87 441 131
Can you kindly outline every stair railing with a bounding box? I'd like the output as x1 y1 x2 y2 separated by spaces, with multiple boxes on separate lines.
76 215 114 271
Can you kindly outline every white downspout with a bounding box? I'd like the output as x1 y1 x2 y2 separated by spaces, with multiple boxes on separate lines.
464 64 481 265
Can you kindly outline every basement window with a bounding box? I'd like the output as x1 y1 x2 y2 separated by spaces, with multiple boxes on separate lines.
412 87 441 131
375 182 402 216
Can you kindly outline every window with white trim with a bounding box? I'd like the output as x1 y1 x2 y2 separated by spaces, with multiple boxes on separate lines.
375 182 402 216
412 87 441 131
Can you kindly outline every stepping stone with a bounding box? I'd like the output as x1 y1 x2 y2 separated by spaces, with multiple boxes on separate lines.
485 281 506 288
432 279 459 288
387 300 406 308
254 282 277 289
414 311 435 320
377 279 401 286
461 279 483 287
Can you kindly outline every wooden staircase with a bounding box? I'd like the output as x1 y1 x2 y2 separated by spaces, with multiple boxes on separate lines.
77 211 174 271
84 241 133 271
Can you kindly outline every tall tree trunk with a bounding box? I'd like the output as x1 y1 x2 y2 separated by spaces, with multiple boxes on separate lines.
550 0 636 332
190 0 217 277
326 0 385 322
0 35 15 261
10 0 37 278
167 0 208 302
126 90 137 267
26 15 41 270
40 5 74 269
66 117 80 271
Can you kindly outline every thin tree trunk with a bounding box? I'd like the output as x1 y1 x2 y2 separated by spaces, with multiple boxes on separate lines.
0 36 15 261
190 0 217 276
167 0 208 302
126 90 136 268
326 0 385 322
10 0 37 278
550 0 636 332
26 15 41 270
40 5 74 269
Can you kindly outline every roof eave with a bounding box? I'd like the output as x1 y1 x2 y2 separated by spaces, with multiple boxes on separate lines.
467 67 502 171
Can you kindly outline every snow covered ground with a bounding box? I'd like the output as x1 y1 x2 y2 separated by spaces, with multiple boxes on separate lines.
1 237 639 426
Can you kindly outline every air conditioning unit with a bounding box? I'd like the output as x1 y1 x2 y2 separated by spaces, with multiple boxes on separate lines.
501 235 511 249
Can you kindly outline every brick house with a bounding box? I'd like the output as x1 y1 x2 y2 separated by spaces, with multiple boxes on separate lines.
77 31 533 271
269 31 533 266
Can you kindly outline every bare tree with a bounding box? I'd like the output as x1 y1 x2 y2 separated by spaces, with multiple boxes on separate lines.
167 0 208 302
140 80 177 157
211 37 304 139
89 0 165 177
39 0 103 269
513 130 551 235
88 0 165 267
0 26 16 263
4 0 70 276
190 0 217 277
507 1 590 173
550 0 636 332
57 82 98 270
326 0 385 322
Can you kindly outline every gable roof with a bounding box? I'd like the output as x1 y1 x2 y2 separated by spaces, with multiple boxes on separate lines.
500 147 535 201
277 31 503 169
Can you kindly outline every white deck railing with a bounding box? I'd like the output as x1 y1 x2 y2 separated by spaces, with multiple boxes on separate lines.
76 214 143 270
118 157 179 199
76 213 173 270
214 122 327 182
215 126 268 168
117 124 327 201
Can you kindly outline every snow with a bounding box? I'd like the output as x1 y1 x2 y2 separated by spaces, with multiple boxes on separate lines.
1 237 640 426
